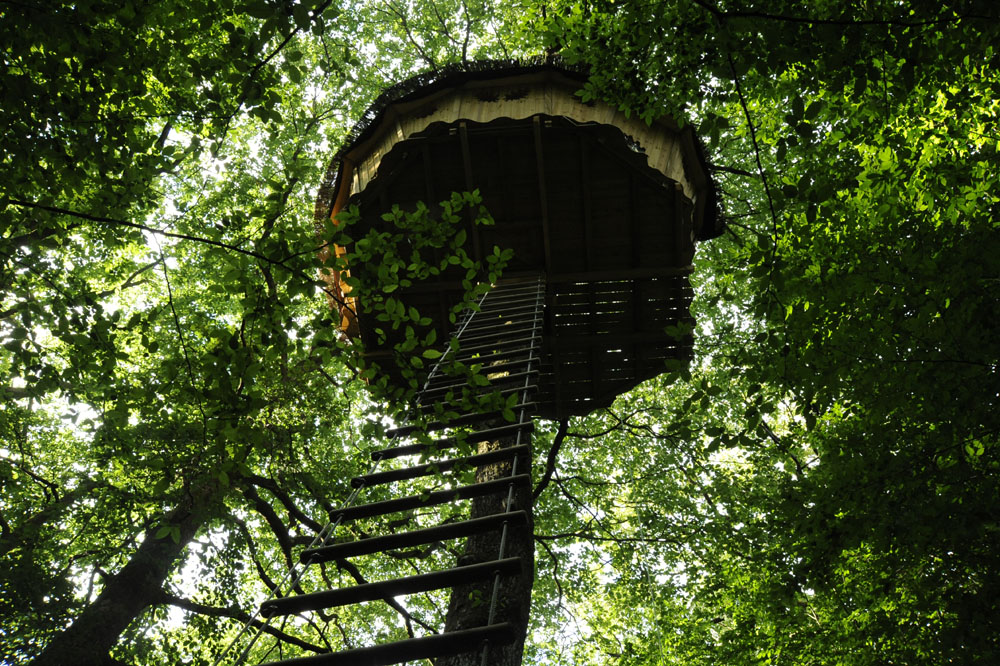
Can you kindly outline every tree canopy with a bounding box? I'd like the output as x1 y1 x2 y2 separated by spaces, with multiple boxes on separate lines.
2 1 998 665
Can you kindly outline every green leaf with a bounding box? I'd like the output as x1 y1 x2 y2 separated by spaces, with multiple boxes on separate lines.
292 4 311 29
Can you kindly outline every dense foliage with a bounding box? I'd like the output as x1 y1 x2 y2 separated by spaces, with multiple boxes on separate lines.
2 1 997 665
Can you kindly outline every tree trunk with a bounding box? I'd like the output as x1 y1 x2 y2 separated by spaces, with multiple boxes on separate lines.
438 431 534 666
31 482 218 666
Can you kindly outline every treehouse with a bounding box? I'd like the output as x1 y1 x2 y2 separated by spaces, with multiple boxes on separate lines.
251 61 720 666
322 61 721 420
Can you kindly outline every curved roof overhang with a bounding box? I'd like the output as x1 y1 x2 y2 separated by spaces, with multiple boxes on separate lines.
318 60 721 243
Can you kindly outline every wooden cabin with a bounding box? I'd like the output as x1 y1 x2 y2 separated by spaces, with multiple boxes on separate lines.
319 61 721 419
256 61 722 666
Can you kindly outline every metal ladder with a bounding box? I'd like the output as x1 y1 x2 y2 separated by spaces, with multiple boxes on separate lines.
249 277 545 666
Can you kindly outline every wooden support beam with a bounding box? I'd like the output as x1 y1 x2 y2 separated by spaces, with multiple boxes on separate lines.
331 474 531 522
261 558 522 616
385 402 536 438
580 134 594 273
548 331 692 349
258 623 518 666
352 445 530 489
371 422 534 461
301 511 529 563
418 369 539 401
532 116 553 276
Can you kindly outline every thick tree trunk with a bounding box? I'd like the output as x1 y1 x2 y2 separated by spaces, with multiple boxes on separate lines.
438 432 534 666
31 483 218 666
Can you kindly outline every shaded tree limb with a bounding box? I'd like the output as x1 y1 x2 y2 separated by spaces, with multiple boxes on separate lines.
334 558 438 636
8 199 298 272
534 536 566 613
158 592 327 654
725 55 779 241
229 516 281 593
532 419 569 501
30 481 220 666
242 485 296 572
246 474 325 534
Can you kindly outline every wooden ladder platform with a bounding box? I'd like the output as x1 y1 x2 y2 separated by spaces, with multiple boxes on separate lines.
418 368 539 400
260 557 521 616
385 402 535 439
331 474 530 522
371 421 534 461
258 623 517 666
352 444 529 488
301 510 528 562
452 322 537 345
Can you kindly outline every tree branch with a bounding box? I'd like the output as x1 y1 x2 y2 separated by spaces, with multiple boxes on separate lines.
709 163 757 177
94 258 162 299
532 420 569 501
334 558 438 636
7 198 354 313
726 55 779 241
229 515 280 593
379 0 438 69
242 485 296 571
534 537 566 611
8 198 291 269
246 474 324 534
158 591 327 654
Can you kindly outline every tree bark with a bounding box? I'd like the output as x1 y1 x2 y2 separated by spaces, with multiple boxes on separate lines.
438 430 534 666
30 482 219 666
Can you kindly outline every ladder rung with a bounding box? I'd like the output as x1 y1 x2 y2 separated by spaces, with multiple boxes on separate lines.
352 444 530 488
466 302 541 317
465 298 540 314
482 283 543 297
260 557 522 617
372 422 534 461
455 315 540 336
302 510 529 562
491 279 543 290
468 295 543 311
416 386 536 413
449 323 538 346
386 402 535 438
464 306 541 322
455 357 540 377
258 622 518 666
332 473 531 522
444 333 540 357
419 368 540 399
416 385 535 417
452 348 540 368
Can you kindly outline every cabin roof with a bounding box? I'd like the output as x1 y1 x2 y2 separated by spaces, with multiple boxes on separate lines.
315 59 722 243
